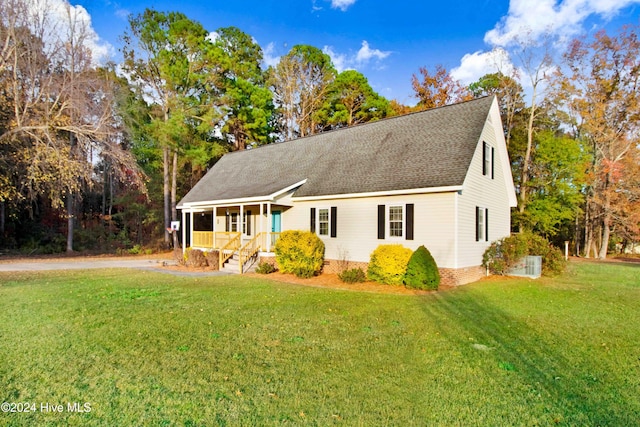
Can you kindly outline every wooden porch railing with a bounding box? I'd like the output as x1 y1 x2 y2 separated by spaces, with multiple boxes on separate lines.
192 231 240 249
218 233 241 270
192 231 213 248
192 231 281 272
238 232 263 274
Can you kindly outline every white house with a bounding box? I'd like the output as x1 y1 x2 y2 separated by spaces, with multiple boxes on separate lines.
177 96 517 285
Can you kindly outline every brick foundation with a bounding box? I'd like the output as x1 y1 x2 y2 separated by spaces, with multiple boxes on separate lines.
321 259 369 275
258 255 277 268
438 266 487 286
259 255 487 287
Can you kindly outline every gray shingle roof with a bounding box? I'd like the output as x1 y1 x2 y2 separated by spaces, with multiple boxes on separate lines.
178 96 494 206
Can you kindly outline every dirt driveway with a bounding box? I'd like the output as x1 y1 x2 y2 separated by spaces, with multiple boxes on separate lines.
0 254 231 277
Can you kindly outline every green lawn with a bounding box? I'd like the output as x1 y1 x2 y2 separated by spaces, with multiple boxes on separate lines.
1 262 639 426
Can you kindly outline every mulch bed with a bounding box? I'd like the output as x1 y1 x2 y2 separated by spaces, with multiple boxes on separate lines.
245 271 457 295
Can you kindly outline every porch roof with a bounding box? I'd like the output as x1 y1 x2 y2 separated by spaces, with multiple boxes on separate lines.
177 96 493 208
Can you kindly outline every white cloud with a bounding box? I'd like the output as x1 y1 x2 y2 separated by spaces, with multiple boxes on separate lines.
450 48 514 85
262 42 281 68
355 40 391 63
27 0 114 65
323 41 391 73
330 0 357 11
485 0 640 47
322 46 350 72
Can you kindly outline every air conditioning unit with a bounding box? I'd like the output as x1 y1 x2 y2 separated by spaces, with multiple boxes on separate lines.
508 255 542 279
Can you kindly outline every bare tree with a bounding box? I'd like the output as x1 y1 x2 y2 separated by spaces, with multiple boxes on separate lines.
0 0 143 251
269 45 336 140
509 33 554 228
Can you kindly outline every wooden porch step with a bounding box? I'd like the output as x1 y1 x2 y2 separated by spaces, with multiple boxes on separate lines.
220 252 258 274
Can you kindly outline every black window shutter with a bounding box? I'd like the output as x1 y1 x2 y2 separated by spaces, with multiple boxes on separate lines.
406 203 414 240
226 213 230 232
377 205 385 239
330 206 337 238
475 207 480 242
482 142 487 175
485 208 489 242
491 147 495 179
310 208 316 233
246 211 251 235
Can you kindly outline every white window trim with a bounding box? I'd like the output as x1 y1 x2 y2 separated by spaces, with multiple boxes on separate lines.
483 141 494 179
316 207 331 237
476 206 488 242
242 210 252 236
387 204 405 240
230 212 239 232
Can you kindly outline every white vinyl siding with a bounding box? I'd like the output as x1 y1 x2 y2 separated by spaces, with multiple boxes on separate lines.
458 108 512 267
283 193 456 267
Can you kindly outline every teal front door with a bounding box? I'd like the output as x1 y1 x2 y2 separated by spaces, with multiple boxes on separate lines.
271 211 281 232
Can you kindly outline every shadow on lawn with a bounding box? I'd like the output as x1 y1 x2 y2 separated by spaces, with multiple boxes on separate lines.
420 290 637 425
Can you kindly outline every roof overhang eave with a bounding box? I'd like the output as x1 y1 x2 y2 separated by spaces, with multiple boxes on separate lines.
177 179 307 209
291 185 464 202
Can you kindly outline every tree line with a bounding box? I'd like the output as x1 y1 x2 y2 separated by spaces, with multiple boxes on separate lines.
1 3 638 258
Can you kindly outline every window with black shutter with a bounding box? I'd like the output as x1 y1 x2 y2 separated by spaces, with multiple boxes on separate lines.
310 208 316 233
377 205 385 239
312 207 337 238
476 207 488 242
330 206 337 238
406 204 414 240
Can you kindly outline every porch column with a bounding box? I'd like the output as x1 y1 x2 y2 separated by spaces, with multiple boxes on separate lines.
181 209 187 255
259 203 264 250
189 209 194 251
213 207 218 248
266 202 271 251
239 204 244 238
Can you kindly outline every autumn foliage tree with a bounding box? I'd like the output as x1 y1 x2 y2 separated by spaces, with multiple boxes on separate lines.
411 64 472 110
556 26 640 258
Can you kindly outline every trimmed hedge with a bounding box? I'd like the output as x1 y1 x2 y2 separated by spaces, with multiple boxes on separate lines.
367 244 412 285
274 230 325 278
403 245 440 290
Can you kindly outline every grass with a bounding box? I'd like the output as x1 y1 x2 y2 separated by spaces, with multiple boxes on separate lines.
0 262 639 426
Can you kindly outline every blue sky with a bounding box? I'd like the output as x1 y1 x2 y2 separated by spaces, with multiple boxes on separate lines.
58 0 640 105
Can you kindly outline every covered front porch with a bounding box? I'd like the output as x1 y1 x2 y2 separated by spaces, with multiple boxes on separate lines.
180 202 289 273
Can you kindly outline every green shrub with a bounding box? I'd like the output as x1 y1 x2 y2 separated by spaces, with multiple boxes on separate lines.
526 233 566 276
274 230 325 278
367 244 412 285
256 261 276 274
128 244 143 255
483 231 566 276
338 267 366 283
482 234 528 275
403 245 440 290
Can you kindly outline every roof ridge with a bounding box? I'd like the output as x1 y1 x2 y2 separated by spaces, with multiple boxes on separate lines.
236 95 494 153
